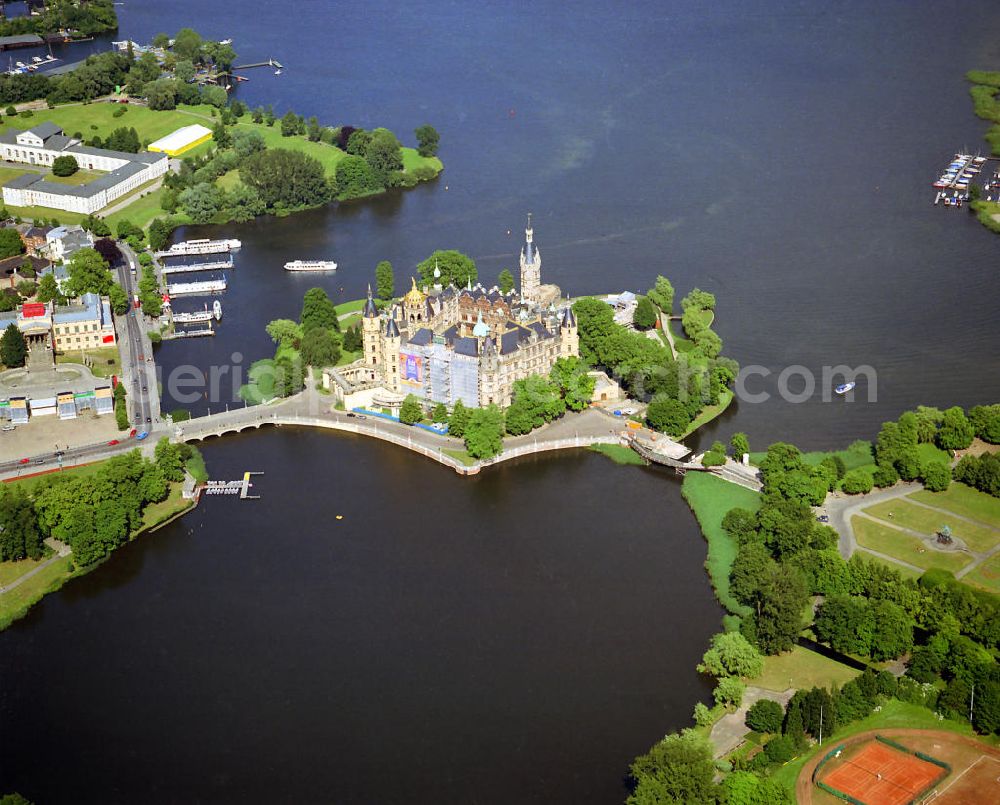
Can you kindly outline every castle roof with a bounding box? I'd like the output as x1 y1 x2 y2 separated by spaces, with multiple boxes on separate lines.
385 317 400 338
404 276 426 306
472 310 490 338
562 306 576 327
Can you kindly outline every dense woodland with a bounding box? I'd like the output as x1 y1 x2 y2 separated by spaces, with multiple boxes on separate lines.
627 405 1000 804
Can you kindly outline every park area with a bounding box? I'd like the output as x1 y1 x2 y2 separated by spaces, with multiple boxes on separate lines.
801 729 1000 805
851 482 1000 592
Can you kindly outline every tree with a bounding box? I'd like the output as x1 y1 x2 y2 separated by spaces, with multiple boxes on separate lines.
0 322 26 368
497 268 515 293
231 128 265 160
714 676 745 708
201 84 228 109
265 318 302 345
35 272 61 305
273 353 305 397
375 260 394 300
752 563 809 654
364 128 403 184
64 248 113 297
681 288 716 312
416 249 477 288
646 396 690 436
51 154 79 176
549 356 595 412
937 406 975 450
154 438 185 483
464 405 504 459
114 383 128 430
307 116 322 142
300 287 339 333
173 58 195 83
0 227 25 259
179 182 221 224
646 275 675 313
222 183 265 222
722 771 792 805
627 729 719 805
242 149 331 209
108 283 128 315
334 154 382 199
414 124 440 157
346 128 371 155
969 404 1000 444
399 394 423 425
870 599 914 661
211 121 231 150
730 542 774 607
697 631 764 678
815 595 874 656
731 432 750 458
432 403 448 423
841 468 873 494
745 699 784 734
144 77 179 110
342 325 362 353
922 461 951 492
299 327 341 368
504 375 566 435
633 295 657 330
106 126 141 153
448 399 470 439
147 218 171 252
172 27 203 62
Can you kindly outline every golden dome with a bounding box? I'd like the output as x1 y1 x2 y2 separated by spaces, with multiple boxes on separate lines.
404 276 426 305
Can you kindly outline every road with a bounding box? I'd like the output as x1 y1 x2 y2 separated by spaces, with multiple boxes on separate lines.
115 242 160 430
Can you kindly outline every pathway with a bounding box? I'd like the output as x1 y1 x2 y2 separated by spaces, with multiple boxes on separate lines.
0 539 71 597
657 309 676 359
821 483 1000 580
709 685 794 758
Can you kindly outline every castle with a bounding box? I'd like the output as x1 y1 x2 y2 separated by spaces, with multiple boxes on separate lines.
326 216 579 411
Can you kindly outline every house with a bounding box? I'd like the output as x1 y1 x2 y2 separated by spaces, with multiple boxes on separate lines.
46 225 94 261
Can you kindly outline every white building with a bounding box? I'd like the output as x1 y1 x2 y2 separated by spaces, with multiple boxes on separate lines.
46 225 94 261
0 123 169 214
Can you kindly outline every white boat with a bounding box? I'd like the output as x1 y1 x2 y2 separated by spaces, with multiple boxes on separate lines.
213 300 222 320
166 276 228 296
161 238 242 256
835 382 856 395
284 260 336 272
274 69 282 76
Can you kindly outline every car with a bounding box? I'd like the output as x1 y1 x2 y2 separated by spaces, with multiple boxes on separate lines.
54 451 64 458
817 515 830 523
138 353 144 361
18 458 29 464
108 439 120 446
141 386 147 393
129 428 137 438
136 431 149 441
612 409 623 416
1 424 14 432
34 458 44 464
621 407 637 415
346 412 357 417
146 416 151 423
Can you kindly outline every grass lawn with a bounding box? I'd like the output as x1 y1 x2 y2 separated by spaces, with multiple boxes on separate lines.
855 549 922 579
340 313 361 331
0 165 29 183
964 552 1000 594
682 388 734 438
0 554 73 631
916 442 952 466
910 482 1000 528
771 699 991 794
56 345 120 378
865 499 1000 554
2 203 87 226
750 645 860 692
106 186 189 232
46 169 104 186
335 298 366 315
0 554 51 586
140 483 193 531
216 169 241 191
443 447 477 466
335 349 361 367
589 443 646 466
852 516 972 574
5 459 108 492
240 358 276 404
0 103 218 145
681 472 762 615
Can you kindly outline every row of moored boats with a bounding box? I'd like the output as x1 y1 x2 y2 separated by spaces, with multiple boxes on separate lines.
932 154 987 189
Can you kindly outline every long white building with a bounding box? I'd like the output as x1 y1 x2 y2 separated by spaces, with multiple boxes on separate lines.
0 122 169 214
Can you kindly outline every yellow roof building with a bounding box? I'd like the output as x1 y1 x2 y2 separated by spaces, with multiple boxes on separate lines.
148 124 213 157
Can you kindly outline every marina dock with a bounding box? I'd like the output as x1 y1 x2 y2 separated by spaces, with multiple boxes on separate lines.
161 259 233 275
162 327 214 340
166 277 228 297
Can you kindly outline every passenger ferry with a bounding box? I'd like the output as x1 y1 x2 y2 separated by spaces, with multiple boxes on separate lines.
284 260 337 272
162 238 242 256
166 276 228 296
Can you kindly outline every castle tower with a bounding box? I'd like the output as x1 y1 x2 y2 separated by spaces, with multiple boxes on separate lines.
519 212 541 304
402 276 427 325
559 306 578 358
362 284 382 370
382 316 401 392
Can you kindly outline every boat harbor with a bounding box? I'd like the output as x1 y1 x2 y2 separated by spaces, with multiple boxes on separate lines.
161 325 215 340
171 301 223 325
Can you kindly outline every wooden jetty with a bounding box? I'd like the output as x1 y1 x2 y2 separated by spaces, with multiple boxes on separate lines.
232 58 283 70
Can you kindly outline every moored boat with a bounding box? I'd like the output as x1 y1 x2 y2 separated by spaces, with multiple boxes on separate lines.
284 260 337 272
835 382 856 395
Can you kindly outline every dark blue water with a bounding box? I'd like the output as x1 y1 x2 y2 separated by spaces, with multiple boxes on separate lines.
2 2 1000 803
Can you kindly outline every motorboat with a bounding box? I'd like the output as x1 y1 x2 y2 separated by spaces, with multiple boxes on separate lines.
835 382 856 395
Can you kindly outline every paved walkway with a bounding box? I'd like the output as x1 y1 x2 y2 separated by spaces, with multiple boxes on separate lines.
820 483 921 559
0 538 71 596
709 685 794 758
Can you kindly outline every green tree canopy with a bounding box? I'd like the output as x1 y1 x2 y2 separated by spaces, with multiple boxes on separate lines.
627 729 719 805
464 405 504 459
64 247 113 297
300 287 339 333
414 124 440 157
242 148 331 210
51 154 79 176
937 406 975 450
299 327 341 368
335 154 382 199
448 399 470 439
417 249 477 288
265 318 302 345
697 631 764 679
633 295 657 330
647 275 675 312
504 375 566 435
646 397 690 437
549 356 596 412
179 182 221 224
375 260 394 300
363 127 403 182
0 322 27 368
745 699 784 734
399 394 423 425
497 268 515 293
0 227 25 259
730 432 750 457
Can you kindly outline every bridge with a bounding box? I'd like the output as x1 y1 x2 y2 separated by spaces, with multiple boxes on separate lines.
629 433 763 492
232 58 283 70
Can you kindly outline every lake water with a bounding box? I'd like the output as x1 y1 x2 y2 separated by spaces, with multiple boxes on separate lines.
2 1 1000 802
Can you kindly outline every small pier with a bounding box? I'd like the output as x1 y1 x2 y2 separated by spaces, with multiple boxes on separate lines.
162 327 214 340
232 58 283 70
161 259 233 275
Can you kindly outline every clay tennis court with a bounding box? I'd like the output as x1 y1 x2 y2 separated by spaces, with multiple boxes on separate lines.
818 740 946 805
799 729 1000 805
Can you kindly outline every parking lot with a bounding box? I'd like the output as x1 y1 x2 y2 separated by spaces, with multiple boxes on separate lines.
0 413 121 462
